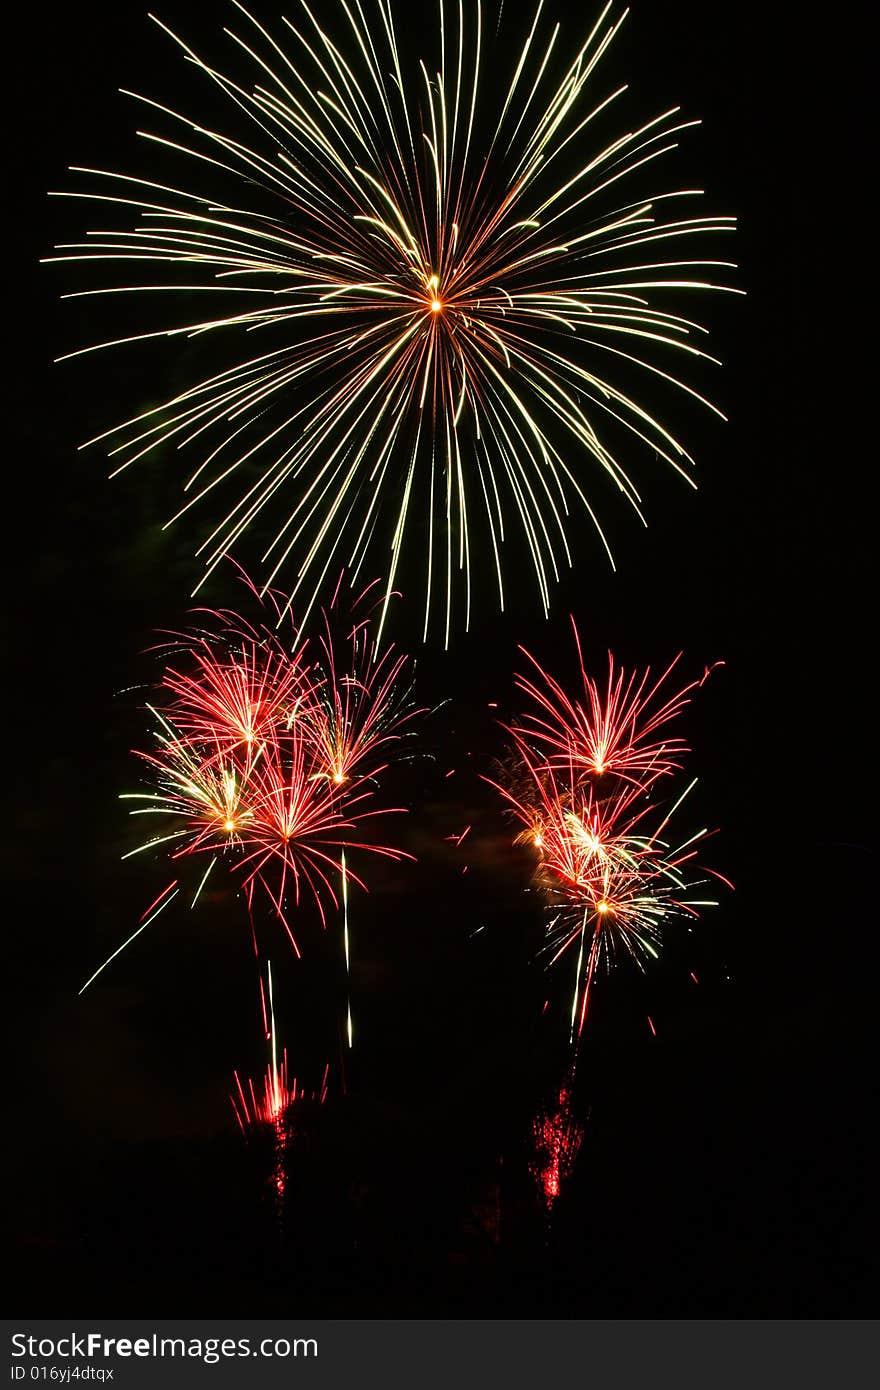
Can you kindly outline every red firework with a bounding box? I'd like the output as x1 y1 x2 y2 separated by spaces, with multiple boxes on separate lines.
230 960 330 1203
490 734 650 872
161 627 313 753
80 580 417 992
307 583 420 787
235 729 408 942
231 1036 329 1132
490 631 728 1042
531 1079 584 1213
514 620 721 784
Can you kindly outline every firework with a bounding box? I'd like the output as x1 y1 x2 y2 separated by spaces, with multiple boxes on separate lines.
541 782 723 1040
231 960 329 1203
490 636 728 1040
531 1077 584 1213
513 621 720 783
80 585 416 992
307 582 420 786
50 0 736 641
232 1051 329 1131
231 964 329 1132
160 621 312 751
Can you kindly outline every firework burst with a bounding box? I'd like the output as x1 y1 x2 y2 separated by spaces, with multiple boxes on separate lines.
80 583 417 992
307 582 419 786
490 631 728 1040
50 0 737 642
541 784 722 1040
160 620 312 751
513 620 721 782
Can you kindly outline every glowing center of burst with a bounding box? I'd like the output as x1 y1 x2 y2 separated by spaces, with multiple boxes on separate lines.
224 819 236 832
597 900 610 914
425 273 444 314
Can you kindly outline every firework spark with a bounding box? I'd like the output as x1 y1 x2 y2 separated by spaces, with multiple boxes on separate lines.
531 1077 584 1213
50 0 737 642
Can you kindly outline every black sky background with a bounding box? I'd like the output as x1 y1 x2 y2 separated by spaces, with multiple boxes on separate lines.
5 0 875 1315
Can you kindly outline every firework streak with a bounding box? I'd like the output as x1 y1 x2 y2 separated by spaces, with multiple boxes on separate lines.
50 0 737 641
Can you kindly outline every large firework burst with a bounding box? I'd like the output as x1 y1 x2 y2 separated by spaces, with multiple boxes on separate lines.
50 0 736 642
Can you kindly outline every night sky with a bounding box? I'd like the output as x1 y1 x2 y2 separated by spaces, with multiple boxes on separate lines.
7 0 874 1315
